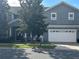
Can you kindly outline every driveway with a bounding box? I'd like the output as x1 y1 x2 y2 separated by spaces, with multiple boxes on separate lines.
0 44 79 59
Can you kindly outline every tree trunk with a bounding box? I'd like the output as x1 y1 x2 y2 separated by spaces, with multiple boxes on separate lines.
27 33 31 42
31 33 36 43
37 35 42 47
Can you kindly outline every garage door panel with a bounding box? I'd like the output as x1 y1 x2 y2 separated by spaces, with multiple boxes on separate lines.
48 29 77 42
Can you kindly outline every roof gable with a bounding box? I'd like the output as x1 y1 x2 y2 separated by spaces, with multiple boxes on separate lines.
45 2 79 12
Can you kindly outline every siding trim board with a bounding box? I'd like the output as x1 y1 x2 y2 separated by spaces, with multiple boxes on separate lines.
48 25 79 28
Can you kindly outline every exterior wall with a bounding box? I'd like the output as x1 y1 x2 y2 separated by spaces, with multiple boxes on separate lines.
9 7 21 24
45 3 79 25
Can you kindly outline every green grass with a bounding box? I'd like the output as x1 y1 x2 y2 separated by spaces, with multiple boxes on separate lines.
0 43 56 48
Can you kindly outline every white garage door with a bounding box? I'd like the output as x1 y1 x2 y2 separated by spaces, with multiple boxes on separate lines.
48 29 77 42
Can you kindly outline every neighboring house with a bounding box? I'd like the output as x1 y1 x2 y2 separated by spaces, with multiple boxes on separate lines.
44 2 79 42
8 6 49 41
8 7 22 40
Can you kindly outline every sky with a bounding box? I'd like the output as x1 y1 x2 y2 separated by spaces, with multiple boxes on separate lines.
8 0 79 8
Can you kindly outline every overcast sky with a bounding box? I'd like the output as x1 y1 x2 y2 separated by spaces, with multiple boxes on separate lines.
8 0 79 8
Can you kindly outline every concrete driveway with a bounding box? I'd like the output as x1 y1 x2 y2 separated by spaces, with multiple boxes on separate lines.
0 44 79 59
55 43 79 50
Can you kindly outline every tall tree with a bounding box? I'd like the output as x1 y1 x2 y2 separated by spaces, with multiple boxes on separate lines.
19 0 47 41
0 0 9 39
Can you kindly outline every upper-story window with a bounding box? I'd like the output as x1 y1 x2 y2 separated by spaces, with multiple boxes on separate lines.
14 14 18 19
51 13 57 20
12 14 18 19
68 12 74 20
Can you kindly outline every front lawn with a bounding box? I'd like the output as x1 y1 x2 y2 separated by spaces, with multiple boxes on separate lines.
0 43 56 48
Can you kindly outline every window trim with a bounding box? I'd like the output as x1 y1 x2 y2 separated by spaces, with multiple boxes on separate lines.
68 12 74 20
51 12 57 20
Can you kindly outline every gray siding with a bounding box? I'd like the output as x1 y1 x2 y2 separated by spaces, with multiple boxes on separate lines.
45 3 79 25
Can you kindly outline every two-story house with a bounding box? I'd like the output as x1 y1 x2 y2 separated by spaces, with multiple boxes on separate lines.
44 2 79 43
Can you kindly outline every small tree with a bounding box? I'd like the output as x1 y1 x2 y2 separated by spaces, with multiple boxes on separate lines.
19 0 48 42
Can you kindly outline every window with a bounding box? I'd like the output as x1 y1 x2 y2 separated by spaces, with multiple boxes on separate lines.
51 13 57 20
14 14 18 19
12 14 18 19
68 12 74 20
